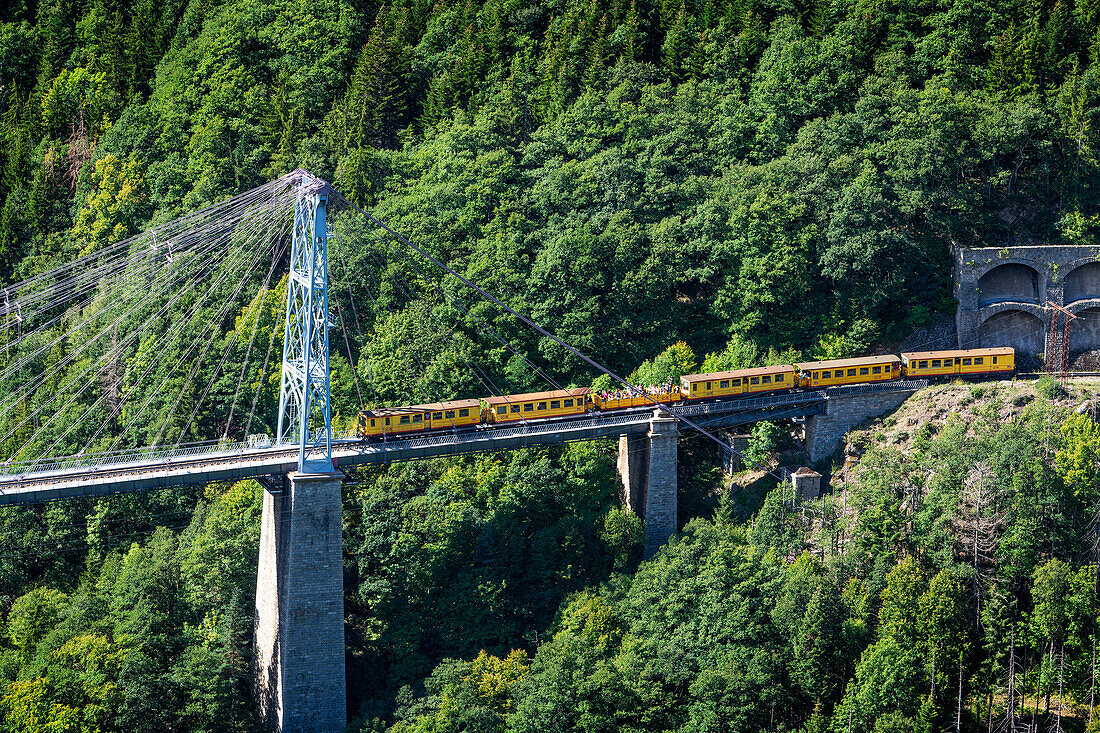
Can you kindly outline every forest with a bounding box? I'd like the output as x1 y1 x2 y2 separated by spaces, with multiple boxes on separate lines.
1 0 1100 729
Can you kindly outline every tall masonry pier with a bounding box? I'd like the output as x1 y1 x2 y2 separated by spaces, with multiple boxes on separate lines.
618 409 680 558
955 244 1100 356
255 173 346 732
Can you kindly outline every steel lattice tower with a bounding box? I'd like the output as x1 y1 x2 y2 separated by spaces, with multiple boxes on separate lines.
277 174 334 473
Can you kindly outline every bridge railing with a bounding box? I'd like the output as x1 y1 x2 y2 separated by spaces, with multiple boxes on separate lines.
0 382 904 479
0 428 361 478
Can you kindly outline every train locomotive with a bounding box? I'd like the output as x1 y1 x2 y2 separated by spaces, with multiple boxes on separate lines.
357 346 1015 441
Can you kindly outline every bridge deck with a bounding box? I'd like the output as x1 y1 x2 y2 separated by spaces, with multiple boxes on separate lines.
0 382 926 505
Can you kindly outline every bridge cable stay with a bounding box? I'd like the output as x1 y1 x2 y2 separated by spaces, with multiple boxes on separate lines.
326 208 513 407
46 193 293 460
0 173 306 466
1 206 283 462
327 199 613 405
330 193 789 480
108 196 297 454
157 207 298 443
0 178 297 401
0 181 290 345
337 221 547 396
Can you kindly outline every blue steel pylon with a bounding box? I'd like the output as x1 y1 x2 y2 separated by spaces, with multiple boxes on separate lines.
276 173 334 473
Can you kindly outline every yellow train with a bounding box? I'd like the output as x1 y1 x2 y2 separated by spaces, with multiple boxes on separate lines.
357 346 1015 440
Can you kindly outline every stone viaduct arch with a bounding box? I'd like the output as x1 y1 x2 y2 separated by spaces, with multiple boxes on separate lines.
955 245 1100 357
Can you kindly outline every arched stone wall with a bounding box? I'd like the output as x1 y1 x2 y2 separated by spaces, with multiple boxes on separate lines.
1069 307 1100 353
976 263 1040 305
1064 262 1100 303
978 309 1044 353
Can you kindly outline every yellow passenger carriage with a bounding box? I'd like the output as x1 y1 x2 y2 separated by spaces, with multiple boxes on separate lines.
358 398 480 439
484 387 592 423
901 348 1014 379
680 365 798 400
597 384 683 410
795 355 902 388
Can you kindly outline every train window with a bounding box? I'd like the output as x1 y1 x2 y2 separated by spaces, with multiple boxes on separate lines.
992 357 998 364
564 399 574 407
720 380 729 388
919 360 928 368
385 418 391 425
497 406 507 415
692 383 698 391
551 401 560 409
931 360 941 368
962 358 971 365
524 403 534 412
750 377 760 385
732 379 741 386
511 405 520 413
399 416 411 424
975 357 983 364
821 371 830 379
537 402 547 410
872 366 881 374
433 412 443 420
445 410 456 418
813 372 819 380
459 408 470 417
776 374 784 382
762 375 771 383
412 414 422 423
860 367 869 375
706 381 712 390
370 419 376 427
847 369 856 376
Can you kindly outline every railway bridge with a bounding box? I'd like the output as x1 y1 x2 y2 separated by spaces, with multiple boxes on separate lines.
0 170 925 732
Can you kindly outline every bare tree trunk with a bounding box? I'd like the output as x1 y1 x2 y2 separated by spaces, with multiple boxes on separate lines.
1056 647 1064 733
1046 643 1053 714
1090 635 1097 731
955 658 964 732
1035 642 1044 731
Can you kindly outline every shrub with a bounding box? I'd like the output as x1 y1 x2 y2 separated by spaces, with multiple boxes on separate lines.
1037 376 1064 400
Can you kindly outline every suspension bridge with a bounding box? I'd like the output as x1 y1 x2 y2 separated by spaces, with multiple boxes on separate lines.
0 170 926 731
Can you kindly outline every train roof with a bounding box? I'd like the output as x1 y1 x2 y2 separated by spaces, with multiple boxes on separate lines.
362 398 481 416
681 364 797 382
901 347 1014 360
484 387 590 405
794 354 901 371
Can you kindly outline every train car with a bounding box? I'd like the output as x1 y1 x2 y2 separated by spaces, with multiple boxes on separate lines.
901 348 1014 380
680 364 798 400
358 398 480 439
484 387 592 423
598 384 682 410
795 355 902 389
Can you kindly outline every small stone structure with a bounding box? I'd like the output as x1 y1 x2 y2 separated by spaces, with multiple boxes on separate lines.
803 390 917 463
254 470 346 732
719 432 751 473
790 467 822 501
617 409 680 559
954 244 1100 355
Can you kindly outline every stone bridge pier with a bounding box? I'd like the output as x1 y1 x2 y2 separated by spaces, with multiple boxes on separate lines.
617 410 680 558
954 245 1100 357
254 470 346 732
804 388 922 463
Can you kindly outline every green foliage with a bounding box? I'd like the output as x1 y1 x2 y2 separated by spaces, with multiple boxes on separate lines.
1036 375 1064 399
3 0 1100 727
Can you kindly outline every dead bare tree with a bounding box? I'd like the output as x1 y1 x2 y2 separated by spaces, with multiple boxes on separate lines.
956 462 1006 627
65 108 93 190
